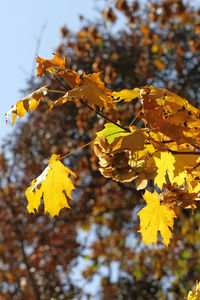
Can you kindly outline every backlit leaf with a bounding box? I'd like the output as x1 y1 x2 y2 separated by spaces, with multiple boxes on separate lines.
65 72 116 110
112 88 140 102
36 54 66 77
5 86 48 126
26 154 76 217
96 122 128 144
137 190 176 246
59 70 81 88
154 152 175 189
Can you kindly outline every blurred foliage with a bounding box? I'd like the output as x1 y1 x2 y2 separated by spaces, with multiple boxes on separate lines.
1 0 200 299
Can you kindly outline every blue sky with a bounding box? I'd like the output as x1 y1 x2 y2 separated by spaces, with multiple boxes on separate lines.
1 0 102 145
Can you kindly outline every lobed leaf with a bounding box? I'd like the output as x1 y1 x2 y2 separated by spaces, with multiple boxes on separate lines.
137 190 177 246
26 154 76 218
153 151 175 189
65 72 116 110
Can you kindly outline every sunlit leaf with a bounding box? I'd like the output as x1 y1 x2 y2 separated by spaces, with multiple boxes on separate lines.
138 190 176 246
112 88 140 102
154 151 175 189
5 86 48 125
26 154 76 217
65 72 116 110
36 54 66 77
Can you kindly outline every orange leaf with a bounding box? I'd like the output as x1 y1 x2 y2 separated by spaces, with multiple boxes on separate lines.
59 70 81 88
36 54 66 77
65 72 116 110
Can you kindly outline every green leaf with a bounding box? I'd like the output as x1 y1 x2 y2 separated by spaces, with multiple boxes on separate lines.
96 122 128 144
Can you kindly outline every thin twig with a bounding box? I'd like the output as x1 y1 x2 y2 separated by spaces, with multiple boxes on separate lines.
59 141 94 160
80 99 130 133
128 109 142 127
47 89 66 94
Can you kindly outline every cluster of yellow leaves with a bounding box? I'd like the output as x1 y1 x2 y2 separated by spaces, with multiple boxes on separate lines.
6 54 200 247
95 85 200 246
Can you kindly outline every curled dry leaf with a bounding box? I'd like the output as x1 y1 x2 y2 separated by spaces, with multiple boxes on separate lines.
26 154 76 218
5 85 48 126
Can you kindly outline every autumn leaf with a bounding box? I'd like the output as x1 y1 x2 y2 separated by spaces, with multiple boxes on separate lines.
140 86 200 145
5 86 48 126
64 72 116 110
162 184 198 211
36 54 66 77
120 129 147 152
137 190 176 246
112 88 140 102
154 151 175 189
96 122 128 144
59 70 81 88
26 154 76 217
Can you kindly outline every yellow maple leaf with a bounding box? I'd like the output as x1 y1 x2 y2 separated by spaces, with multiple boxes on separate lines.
154 151 175 189
65 72 116 110
112 88 140 102
25 154 76 218
137 190 176 246
5 86 48 126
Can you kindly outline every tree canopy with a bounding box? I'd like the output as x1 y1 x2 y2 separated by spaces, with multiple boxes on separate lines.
1 1 200 299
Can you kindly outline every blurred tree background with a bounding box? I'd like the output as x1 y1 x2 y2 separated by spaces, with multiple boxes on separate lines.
1 0 200 299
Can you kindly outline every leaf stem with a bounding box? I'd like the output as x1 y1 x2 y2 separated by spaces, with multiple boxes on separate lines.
47 89 66 94
128 109 142 127
53 74 69 90
59 141 94 160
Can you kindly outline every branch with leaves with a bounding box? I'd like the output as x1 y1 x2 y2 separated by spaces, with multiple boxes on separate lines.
6 54 200 247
